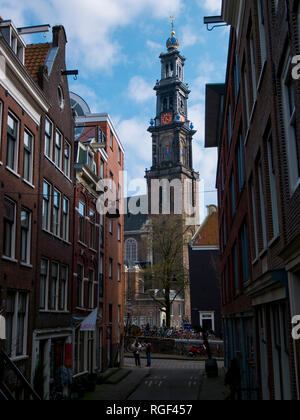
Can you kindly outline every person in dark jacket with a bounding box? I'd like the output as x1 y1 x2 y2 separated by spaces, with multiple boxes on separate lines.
225 358 242 400
146 343 152 367
132 339 142 367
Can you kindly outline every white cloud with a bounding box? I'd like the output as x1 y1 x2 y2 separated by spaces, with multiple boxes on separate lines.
147 40 164 52
181 25 204 49
200 0 222 14
1 0 183 72
116 116 152 161
127 76 154 103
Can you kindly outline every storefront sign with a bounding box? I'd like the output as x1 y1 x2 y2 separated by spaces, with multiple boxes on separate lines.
80 308 98 332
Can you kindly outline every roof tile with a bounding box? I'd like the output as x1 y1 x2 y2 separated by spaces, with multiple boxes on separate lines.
25 43 51 82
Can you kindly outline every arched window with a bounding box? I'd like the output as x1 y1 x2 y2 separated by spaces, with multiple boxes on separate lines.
125 238 138 263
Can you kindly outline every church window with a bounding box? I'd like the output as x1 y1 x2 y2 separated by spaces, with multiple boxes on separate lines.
125 238 138 263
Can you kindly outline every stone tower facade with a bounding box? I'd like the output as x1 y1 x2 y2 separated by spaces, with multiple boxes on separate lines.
145 28 200 322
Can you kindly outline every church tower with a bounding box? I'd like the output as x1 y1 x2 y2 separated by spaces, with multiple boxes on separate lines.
145 25 200 323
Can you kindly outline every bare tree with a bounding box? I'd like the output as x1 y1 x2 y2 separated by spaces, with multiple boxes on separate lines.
142 214 193 328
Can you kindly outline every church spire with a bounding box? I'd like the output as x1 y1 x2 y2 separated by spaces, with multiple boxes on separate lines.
166 16 180 51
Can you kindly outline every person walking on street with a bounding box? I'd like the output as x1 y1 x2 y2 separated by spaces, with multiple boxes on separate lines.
146 343 152 367
225 358 242 400
132 339 142 368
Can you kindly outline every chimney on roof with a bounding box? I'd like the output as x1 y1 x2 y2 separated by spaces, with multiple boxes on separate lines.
52 25 67 48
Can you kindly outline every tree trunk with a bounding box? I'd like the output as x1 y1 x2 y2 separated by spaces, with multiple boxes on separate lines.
165 286 171 328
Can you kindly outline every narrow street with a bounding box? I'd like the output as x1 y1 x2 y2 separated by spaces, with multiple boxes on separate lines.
83 357 226 401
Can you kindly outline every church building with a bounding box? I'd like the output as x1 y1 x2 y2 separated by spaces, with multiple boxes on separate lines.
125 25 200 327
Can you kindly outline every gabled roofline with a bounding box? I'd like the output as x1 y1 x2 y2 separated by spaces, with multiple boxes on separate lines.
76 113 125 154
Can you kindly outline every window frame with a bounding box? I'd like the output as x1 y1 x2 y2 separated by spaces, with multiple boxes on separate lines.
42 180 52 232
40 258 49 310
44 117 53 160
281 52 300 193
3 197 16 259
55 129 63 169
62 197 70 242
23 129 34 184
6 112 19 173
78 201 86 244
20 207 32 264
64 140 71 178
5 291 29 358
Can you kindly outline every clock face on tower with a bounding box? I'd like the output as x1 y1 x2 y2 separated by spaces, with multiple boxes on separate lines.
161 112 173 126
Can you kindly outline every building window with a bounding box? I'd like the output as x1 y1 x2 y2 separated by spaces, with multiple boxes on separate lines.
240 222 250 283
21 208 31 264
109 259 113 279
23 130 34 184
109 172 114 191
250 34 257 103
118 224 121 241
16 292 28 356
88 269 94 309
5 292 29 358
77 264 84 307
53 189 61 237
55 130 62 168
99 254 104 297
3 197 16 259
230 172 236 218
109 219 113 235
267 132 279 238
100 159 104 179
227 104 232 147
243 65 250 125
64 141 71 178
258 163 267 249
89 210 96 250
233 54 240 101
58 85 65 110
118 147 121 164
257 0 267 66
42 180 51 231
125 238 138 263
40 259 49 309
6 113 19 172
62 197 69 242
199 312 215 333
5 292 15 356
281 53 299 192
109 304 113 324
78 201 86 243
110 132 113 149
44 117 53 159
50 262 59 310
251 181 259 258
237 134 245 191
233 243 239 294
117 264 121 282
59 265 68 311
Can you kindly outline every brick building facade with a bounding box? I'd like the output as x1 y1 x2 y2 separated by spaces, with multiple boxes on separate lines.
0 18 125 400
71 93 125 373
188 205 222 338
206 0 300 400
0 19 49 398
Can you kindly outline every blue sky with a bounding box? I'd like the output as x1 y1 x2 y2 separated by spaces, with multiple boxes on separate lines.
1 0 229 214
